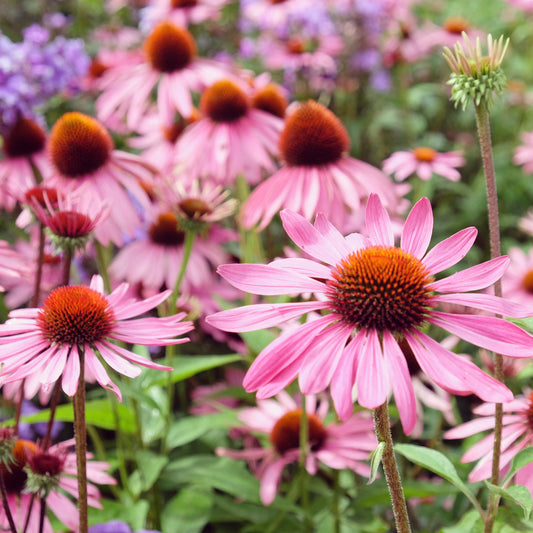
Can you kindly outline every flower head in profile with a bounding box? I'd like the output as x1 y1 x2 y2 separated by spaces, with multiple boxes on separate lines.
0 275 193 399
443 32 509 109
207 194 533 434
382 147 465 182
216 391 376 505
445 391 533 496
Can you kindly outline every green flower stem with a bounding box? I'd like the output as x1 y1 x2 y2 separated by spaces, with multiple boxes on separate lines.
31 222 46 307
298 396 313 532
474 103 504 533
95 241 112 293
373 402 411 533
73 347 88 533
42 381 62 450
332 469 341 533
169 230 195 312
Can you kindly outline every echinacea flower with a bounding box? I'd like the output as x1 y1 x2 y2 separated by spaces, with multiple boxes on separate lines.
0 438 115 533
445 391 533 495
44 111 156 246
174 78 284 186
141 0 229 28
382 147 465 182
207 194 533 434
0 241 27 291
95 20 234 129
500 246 533 307
0 275 193 399
241 101 406 231
216 391 376 505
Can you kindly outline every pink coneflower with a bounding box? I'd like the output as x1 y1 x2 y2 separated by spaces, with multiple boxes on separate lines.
242 0 312 29
0 116 53 211
109 209 235 293
507 0 533 12
513 131 533 174
142 0 230 28
96 20 234 129
0 437 115 533
241 101 406 230
44 111 156 246
216 391 376 505
0 274 193 399
382 147 465 182
500 246 533 306
174 78 284 186
0 241 27 291
445 391 533 495
207 194 533 435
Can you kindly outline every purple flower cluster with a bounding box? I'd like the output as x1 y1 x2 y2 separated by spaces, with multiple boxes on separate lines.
0 24 90 132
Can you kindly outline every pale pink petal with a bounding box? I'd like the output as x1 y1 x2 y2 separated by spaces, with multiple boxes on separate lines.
62 344 80 397
400 197 433 258
365 194 394 247
269 257 332 279
260 457 292 505
433 293 533 318
313 213 354 258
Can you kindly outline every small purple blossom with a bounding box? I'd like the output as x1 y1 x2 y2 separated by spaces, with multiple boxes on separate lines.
88 521 160 533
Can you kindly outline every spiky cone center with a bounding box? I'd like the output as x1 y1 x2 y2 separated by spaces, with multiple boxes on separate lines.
412 147 436 162
328 246 434 333
47 211 95 238
286 38 305 54
252 83 288 118
88 58 108 79
37 285 115 346
149 212 185 246
27 450 65 477
171 0 198 6
279 101 350 166
49 112 113 177
3 117 46 158
179 198 212 219
522 270 533 294
270 409 327 455
443 16 470 34
25 187 59 208
0 440 36 494
201 80 250 123
270 0 288 4
144 21 196 73
526 392 533 432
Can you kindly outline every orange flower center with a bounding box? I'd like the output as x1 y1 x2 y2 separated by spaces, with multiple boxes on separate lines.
49 112 113 178
37 285 115 346
286 38 305 54
252 83 287 118
443 16 470 34
270 409 327 455
201 80 250 123
328 246 433 333
171 0 198 6
1 440 37 494
89 58 108 79
279 101 350 167
412 147 436 162
144 21 196 73
149 212 185 246
3 117 46 158
179 198 212 219
522 270 533 294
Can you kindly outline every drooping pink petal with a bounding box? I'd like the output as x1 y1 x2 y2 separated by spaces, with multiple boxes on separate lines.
422 227 477 275
259 456 292 505
433 293 533 318
382 331 417 435
365 194 394 247
356 329 389 409
400 197 433 258
62 345 80 397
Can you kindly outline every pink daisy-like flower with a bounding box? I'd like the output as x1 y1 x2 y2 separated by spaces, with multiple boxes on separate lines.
44 111 156 246
0 437 115 533
95 20 234 129
241 100 407 231
513 131 533 174
0 116 53 211
382 147 465 182
0 274 193 399
141 0 230 28
445 391 533 495
242 0 313 30
216 391 376 505
174 78 284 186
507 0 533 12
207 194 533 435
500 246 533 307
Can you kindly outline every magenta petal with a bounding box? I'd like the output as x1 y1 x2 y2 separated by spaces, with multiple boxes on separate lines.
365 194 394 246
260 456 291 505
206 300 329 332
405 331 513 402
433 293 533 318
400 197 433 259
382 331 417 435
356 329 389 409
217 263 326 295
444 416 498 439
62 345 80 397
429 311 533 357
280 209 345 265
331 330 365 421
422 227 477 275
431 256 510 293
298 323 352 394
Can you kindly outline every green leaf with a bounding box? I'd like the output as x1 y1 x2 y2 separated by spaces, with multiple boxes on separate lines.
441 509 484 533
166 412 238 448
503 447 533 485
143 354 243 387
161 488 212 533
88 498 149 531
135 450 169 492
368 442 385 484
486 483 533 520
240 328 277 355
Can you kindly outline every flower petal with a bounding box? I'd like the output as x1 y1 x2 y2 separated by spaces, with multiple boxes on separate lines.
400 197 433 258
433 293 533 318
365 194 394 247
